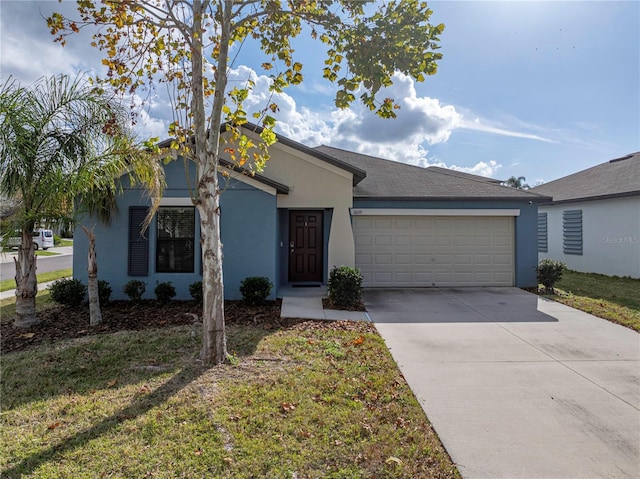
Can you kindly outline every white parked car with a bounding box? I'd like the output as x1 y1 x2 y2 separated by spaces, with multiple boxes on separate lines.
6 229 55 250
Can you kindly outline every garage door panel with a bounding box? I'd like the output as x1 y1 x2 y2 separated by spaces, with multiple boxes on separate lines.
354 215 514 287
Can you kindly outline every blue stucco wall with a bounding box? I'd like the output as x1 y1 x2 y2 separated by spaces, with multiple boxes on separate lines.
351 199 540 288
74 159 278 300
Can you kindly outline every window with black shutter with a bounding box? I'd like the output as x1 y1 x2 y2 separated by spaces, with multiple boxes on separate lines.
128 207 149 276
156 207 195 273
537 213 548 253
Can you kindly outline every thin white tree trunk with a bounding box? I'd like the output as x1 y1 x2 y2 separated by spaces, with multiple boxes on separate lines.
192 0 232 364
198 194 226 363
14 232 38 327
83 225 102 326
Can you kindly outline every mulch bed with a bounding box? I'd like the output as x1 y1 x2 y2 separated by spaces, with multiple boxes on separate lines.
1 300 375 354
2 300 282 354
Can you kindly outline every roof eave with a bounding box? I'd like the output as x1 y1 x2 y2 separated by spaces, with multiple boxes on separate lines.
539 190 640 206
354 195 552 202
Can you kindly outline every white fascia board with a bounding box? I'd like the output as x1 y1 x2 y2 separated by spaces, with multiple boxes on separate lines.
350 208 521 217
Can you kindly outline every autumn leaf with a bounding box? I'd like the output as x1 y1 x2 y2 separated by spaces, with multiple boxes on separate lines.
351 335 365 346
20 333 35 339
106 379 118 388
281 402 296 412
47 421 62 430
386 456 403 465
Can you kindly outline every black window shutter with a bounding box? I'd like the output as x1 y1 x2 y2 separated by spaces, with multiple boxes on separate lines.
128 207 149 276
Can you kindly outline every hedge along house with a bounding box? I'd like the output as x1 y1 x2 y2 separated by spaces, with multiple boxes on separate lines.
73 123 549 300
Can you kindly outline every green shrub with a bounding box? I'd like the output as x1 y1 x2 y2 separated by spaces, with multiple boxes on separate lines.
123 279 146 302
189 281 203 304
240 276 273 305
98 280 112 305
328 265 363 308
537 259 566 292
53 234 62 246
49 278 86 307
154 281 176 304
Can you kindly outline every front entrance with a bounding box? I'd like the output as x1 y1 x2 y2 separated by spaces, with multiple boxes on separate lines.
288 210 323 283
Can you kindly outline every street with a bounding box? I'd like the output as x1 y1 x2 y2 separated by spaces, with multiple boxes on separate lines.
0 247 73 282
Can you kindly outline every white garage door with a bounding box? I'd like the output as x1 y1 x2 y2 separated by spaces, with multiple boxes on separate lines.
354 215 514 287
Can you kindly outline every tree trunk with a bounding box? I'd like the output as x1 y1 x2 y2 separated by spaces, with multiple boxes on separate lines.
192 0 232 364
14 233 38 327
198 192 227 364
83 225 102 326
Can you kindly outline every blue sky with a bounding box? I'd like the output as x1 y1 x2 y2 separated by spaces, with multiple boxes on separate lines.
1 1 638 184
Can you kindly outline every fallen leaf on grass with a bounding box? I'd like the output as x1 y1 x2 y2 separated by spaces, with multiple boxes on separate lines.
194 449 202 456
351 336 365 346
106 379 118 388
47 421 61 430
20 333 35 339
281 402 296 412
386 456 403 465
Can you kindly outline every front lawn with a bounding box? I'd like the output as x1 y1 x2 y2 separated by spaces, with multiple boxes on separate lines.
1 302 459 478
544 270 640 332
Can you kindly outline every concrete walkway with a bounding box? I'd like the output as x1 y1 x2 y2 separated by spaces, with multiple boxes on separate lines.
366 288 640 479
279 286 369 321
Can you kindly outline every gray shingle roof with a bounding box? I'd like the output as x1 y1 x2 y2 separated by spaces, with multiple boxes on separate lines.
315 145 549 201
529 152 640 204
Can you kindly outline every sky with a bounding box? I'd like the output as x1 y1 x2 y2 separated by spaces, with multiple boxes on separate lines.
0 0 638 185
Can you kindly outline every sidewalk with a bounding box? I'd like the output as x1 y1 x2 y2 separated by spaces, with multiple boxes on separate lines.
0 279 68 301
279 286 370 322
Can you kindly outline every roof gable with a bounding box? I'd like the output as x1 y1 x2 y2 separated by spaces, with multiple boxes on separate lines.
530 152 640 203
315 145 549 201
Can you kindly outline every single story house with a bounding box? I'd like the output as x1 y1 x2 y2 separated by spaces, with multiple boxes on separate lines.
73 123 549 300
530 152 640 278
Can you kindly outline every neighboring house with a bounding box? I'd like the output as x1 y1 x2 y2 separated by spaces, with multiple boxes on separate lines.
530 152 640 278
73 124 549 300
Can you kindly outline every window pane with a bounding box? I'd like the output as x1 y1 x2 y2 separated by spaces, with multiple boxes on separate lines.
156 207 195 272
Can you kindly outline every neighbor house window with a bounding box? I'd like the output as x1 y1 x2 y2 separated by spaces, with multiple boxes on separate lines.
156 207 195 272
537 213 548 253
563 209 582 255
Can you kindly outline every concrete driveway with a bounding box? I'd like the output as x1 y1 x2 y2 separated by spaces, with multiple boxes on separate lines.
366 287 640 479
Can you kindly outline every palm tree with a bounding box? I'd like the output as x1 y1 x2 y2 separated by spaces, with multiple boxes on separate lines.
0 75 163 327
504 176 529 190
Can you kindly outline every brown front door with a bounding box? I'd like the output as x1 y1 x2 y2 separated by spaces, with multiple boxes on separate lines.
289 210 323 283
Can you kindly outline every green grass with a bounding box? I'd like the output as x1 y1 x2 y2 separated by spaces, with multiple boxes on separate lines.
0 269 72 293
34 250 59 257
1 322 459 478
545 270 640 331
56 239 73 247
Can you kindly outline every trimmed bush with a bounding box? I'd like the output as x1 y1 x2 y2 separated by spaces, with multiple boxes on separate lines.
49 278 86 307
328 265 363 308
154 281 176 304
123 279 146 302
537 259 566 292
189 281 203 304
98 280 112 305
240 276 273 306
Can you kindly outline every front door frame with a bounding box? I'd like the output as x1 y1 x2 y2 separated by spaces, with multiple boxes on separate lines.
288 210 324 283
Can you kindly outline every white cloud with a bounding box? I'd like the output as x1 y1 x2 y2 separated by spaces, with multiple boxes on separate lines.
0 0 546 181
